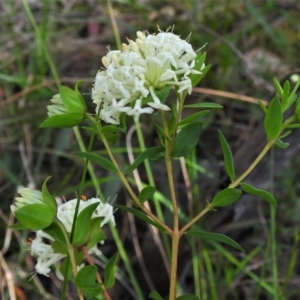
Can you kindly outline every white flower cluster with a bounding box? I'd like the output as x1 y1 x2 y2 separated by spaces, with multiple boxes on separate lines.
92 29 202 124
28 196 115 277
56 198 115 232
31 231 66 277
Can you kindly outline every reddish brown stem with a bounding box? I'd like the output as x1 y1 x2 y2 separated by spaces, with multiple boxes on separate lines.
82 246 112 300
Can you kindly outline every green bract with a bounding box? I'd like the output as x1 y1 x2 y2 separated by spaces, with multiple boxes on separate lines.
40 82 86 128
11 178 57 230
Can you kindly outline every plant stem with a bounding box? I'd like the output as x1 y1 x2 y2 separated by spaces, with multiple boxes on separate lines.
229 115 295 189
87 114 172 235
169 232 180 299
82 246 112 300
181 116 296 236
229 141 273 188
161 110 180 299
54 219 84 300
135 121 165 222
73 126 104 199
269 148 279 299
68 249 84 300
179 205 212 235
135 121 171 272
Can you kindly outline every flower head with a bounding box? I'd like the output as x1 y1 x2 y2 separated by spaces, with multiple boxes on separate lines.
92 29 203 124
30 197 115 278
41 84 87 128
11 187 44 215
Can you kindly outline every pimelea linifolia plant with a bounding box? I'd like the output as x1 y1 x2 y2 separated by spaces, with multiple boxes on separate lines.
10 28 300 300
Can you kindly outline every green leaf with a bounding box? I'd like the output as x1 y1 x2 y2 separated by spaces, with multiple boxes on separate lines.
171 122 203 158
43 220 67 245
100 125 126 134
75 80 87 110
73 202 100 246
179 110 209 126
149 151 165 161
282 80 290 111
286 94 297 111
279 130 292 139
143 85 171 105
184 102 223 109
51 241 68 255
155 123 171 142
273 77 283 97
149 291 165 300
211 188 242 207
60 252 85 280
218 131 235 182
287 78 300 109
86 218 106 250
83 288 103 300
75 265 99 290
81 126 98 135
295 98 300 123
124 146 165 174
176 295 200 300
189 52 208 87
60 257 72 280
0 73 26 86
240 182 277 206
264 97 283 140
104 253 119 288
74 152 118 174
139 186 156 203
41 177 57 213
88 217 103 239
9 223 28 230
191 65 211 88
186 230 244 252
282 124 300 129
15 204 55 230
113 204 166 232
155 85 171 104
40 112 84 128
60 86 85 113
170 101 178 120
87 230 106 251
102 133 120 145
274 139 290 149
168 115 177 136
168 102 178 136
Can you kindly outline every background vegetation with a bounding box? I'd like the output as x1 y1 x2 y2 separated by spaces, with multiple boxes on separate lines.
1 0 300 299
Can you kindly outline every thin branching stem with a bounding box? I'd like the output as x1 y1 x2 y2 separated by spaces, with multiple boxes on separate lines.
87 114 172 235
229 115 295 189
82 246 112 300
179 115 296 237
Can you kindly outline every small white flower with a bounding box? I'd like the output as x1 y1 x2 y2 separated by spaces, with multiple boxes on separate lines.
92 29 203 124
177 76 193 94
127 99 154 122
